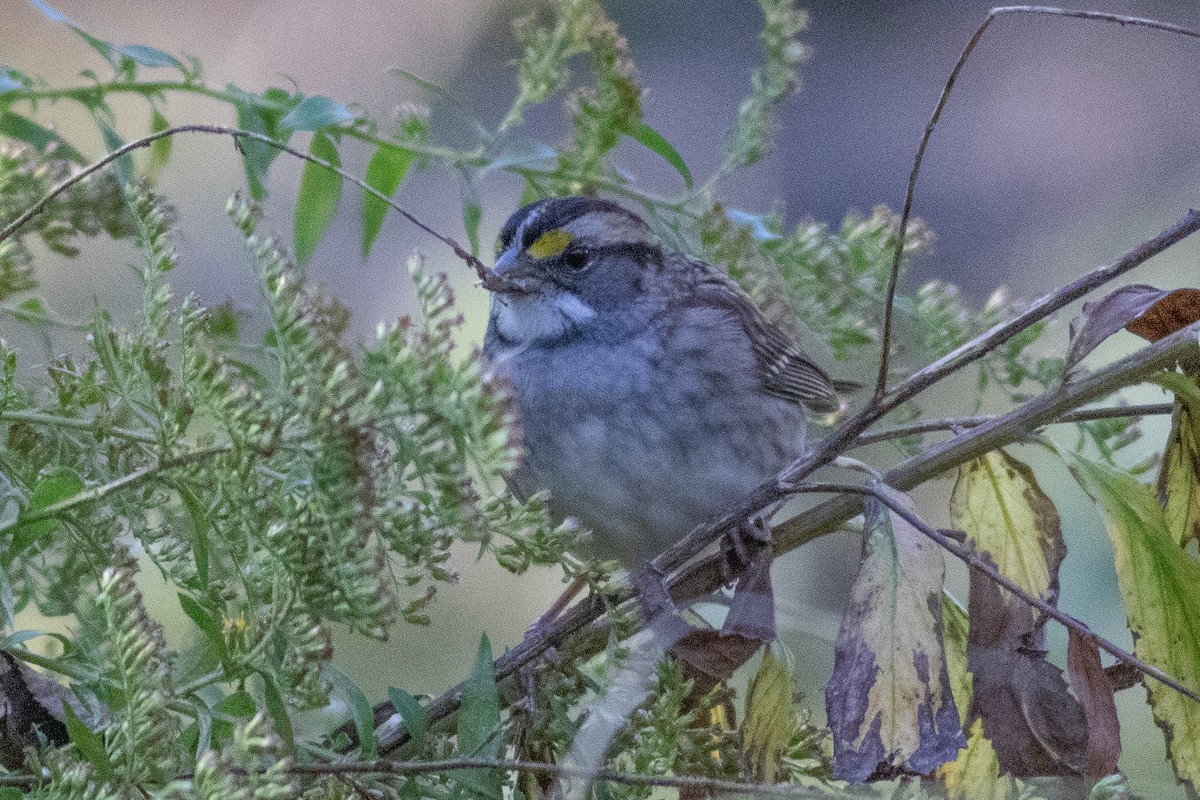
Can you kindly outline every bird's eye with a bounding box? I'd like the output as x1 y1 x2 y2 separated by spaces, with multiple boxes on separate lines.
562 246 590 271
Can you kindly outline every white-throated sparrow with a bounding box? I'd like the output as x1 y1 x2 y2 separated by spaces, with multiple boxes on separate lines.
483 196 846 566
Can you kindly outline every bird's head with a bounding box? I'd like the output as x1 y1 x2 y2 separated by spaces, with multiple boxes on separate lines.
485 197 664 347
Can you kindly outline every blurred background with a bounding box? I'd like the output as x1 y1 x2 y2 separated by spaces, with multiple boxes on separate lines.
5 0 1200 794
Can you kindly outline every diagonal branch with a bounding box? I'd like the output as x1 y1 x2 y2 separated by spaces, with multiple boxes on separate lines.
0 123 519 293
873 5 1200 398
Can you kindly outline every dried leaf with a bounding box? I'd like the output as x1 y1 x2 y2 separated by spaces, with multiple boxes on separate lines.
1158 394 1200 547
826 492 964 783
1069 455 1200 789
968 575 1087 778
742 648 792 783
1066 284 1200 377
1066 629 1121 779
1125 288 1200 342
950 450 1066 645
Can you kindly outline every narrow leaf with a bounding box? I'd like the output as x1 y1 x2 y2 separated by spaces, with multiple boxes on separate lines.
116 44 182 70
280 95 353 131
625 122 693 188
362 145 414 257
388 687 429 751
145 108 172 180
826 491 964 782
97 122 132 186
1066 629 1121 778
1069 455 1200 789
459 172 482 258
457 634 502 798
259 671 295 752
293 131 342 264
62 702 112 781
325 664 377 759
0 111 85 163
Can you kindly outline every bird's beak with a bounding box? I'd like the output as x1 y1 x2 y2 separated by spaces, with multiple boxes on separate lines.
486 248 541 296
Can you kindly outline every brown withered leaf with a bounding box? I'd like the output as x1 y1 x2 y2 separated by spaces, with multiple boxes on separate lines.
826 492 964 783
1125 288 1200 342
1066 629 1121 779
967 575 1088 779
1066 284 1200 377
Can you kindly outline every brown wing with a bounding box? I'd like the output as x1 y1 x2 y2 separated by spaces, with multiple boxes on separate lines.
683 266 842 413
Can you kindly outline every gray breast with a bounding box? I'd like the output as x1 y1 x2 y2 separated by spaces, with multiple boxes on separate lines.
492 312 807 565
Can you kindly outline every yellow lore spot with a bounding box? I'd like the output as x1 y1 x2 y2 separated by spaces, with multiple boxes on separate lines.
528 229 574 259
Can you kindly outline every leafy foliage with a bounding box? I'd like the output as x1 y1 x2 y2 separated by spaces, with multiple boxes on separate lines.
1 1 1199 798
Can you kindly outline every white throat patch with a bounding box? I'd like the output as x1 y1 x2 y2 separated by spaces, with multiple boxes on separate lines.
492 291 596 347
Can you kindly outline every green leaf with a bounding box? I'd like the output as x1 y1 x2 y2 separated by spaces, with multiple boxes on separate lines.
742 647 791 782
145 108 172 180
1068 455 1200 789
949 450 1065 634
280 95 353 131
940 592 970 726
215 689 256 718
293 131 342 264
388 686 429 752
826 489 964 783
259 671 295 753
176 485 210 588
1160 398 1200 547
10 467 84 559
457 634 502 798
63 701 112 781
325 664 377 759
362 145 414 257
178 594 225 655
625 122 693 188
97 122 132 186
231 87 294 199
459 172 482 258
117 44 182 70
0 111 86 163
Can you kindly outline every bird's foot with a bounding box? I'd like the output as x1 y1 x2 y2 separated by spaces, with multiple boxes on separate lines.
719 516 773 585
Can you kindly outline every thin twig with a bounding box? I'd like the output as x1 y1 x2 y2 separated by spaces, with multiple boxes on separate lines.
792 481 1200 705
873 5 1200 399
0 409 160 445
0 444 233 534
0 124 521 293
853 401 1175 447
289 757 834 797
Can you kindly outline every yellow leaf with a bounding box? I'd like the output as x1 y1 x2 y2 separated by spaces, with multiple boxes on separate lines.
742 647 792 783
1160 399 1200 547
950 450 1065 631
1070 456 1200 789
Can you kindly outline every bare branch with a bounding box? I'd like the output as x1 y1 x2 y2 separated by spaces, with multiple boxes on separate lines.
873 5 1200 399
853 402 1175 448
0 124 518 292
